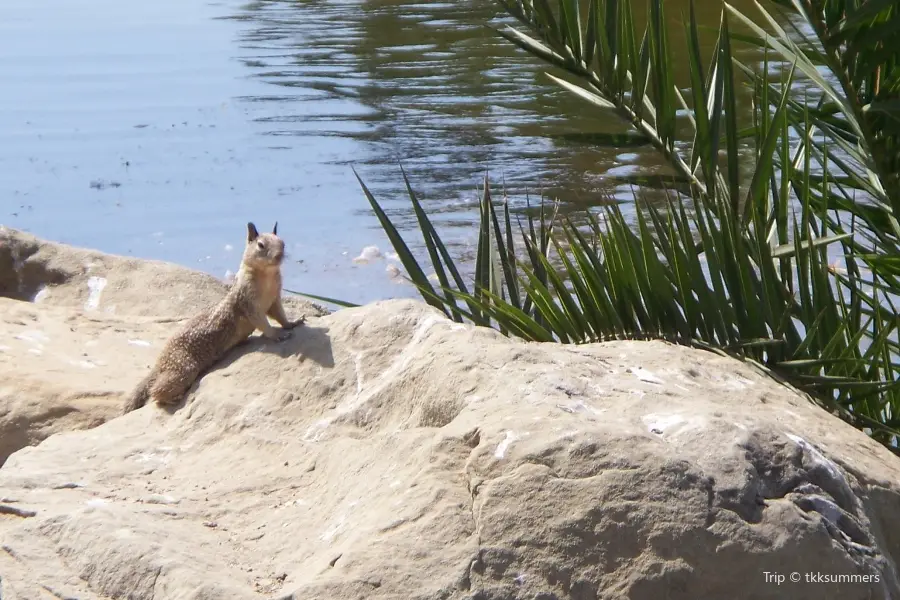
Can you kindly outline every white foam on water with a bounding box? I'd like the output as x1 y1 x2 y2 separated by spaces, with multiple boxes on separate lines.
353 245 383 264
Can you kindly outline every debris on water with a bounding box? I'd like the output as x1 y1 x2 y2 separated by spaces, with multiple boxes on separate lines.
89 179 122 190
353 245 383 264
386 264 403 282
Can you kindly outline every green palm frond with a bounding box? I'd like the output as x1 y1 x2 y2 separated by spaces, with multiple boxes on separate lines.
332 0 900 454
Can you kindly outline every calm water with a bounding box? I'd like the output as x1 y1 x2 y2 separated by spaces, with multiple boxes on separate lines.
1 0 759 306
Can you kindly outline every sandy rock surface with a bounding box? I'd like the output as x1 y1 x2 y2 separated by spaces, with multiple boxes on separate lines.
0 226 323 465
1 226 899 600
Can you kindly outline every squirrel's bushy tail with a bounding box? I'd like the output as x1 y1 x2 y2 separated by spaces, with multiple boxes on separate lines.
122 373 154 414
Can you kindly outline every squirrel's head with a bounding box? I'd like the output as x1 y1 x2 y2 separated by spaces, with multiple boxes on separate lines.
243 222 285 270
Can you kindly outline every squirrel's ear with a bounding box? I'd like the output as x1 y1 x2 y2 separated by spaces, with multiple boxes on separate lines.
247 222 259 242
272 221 278 235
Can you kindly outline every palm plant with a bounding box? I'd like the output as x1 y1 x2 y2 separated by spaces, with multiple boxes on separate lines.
293 0 900 451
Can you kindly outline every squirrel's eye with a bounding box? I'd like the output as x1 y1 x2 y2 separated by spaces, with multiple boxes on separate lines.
257 241 265 250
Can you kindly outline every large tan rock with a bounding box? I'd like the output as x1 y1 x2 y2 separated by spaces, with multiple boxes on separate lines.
0 226 234 316
0 226 323 465
1 228 899 599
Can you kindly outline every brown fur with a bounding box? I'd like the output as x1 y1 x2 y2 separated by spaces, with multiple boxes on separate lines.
122 222 304 414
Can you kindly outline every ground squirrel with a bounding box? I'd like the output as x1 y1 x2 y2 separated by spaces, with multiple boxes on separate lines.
122 222 304 414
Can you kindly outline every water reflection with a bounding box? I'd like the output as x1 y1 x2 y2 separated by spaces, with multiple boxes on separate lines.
227 0 762 231
0 0 769 306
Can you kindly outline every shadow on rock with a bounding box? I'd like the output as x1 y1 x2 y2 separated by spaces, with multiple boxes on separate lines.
154 322 334 416
220 322 334 369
